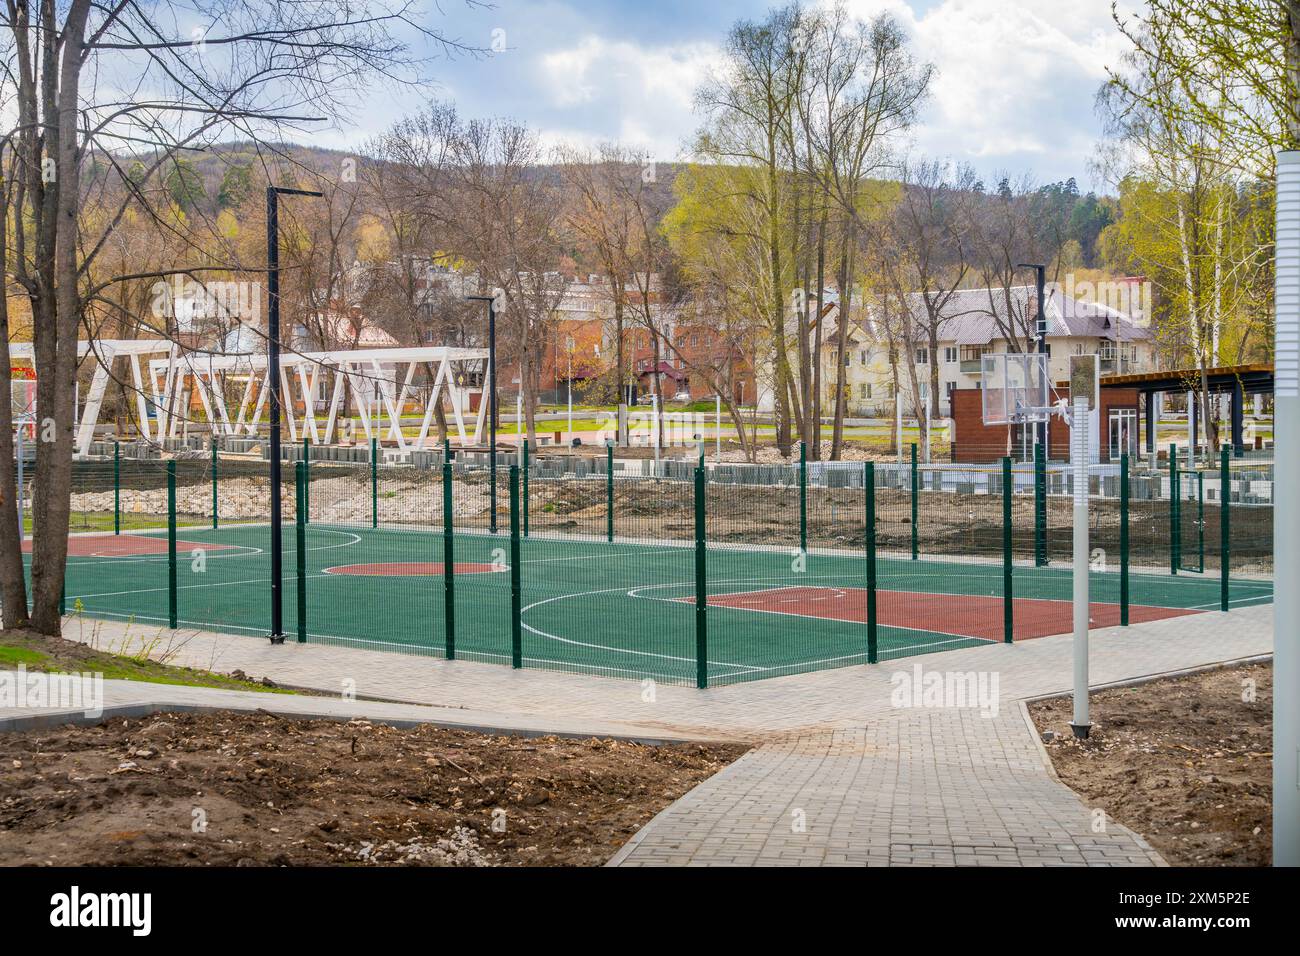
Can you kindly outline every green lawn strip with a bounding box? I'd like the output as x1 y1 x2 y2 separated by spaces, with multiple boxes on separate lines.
32 511 209 535
0 625 296 695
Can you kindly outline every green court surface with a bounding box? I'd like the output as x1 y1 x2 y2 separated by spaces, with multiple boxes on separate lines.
51 524 1273 686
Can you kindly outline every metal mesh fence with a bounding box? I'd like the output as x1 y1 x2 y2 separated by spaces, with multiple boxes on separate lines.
33 442 1273 688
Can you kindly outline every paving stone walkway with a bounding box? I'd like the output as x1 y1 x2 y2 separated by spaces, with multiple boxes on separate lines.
3 602 1272 866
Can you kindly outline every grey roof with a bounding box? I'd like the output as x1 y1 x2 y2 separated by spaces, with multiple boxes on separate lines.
906 285 1152 346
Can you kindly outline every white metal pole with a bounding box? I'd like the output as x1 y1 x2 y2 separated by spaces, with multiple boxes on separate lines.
1274 149 1300 865
1070 395 1091 738
1186 389 1195 468
516 392 523 464
566 344 573 441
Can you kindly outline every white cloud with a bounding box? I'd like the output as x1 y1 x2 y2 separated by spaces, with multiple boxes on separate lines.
842 0 1136 186
536 34 718 158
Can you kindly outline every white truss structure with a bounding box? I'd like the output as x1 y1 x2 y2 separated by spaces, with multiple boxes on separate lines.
9 339 176 457
146 345 491 452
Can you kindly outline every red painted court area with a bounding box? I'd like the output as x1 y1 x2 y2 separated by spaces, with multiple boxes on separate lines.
27 534 241 559
323 562 500 576
696 585 1201 641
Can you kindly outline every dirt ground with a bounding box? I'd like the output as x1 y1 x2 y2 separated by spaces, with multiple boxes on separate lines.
1029 662 1271 866
0 711 746 866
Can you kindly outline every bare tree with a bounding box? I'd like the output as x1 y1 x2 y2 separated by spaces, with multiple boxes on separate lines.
0 0 476 633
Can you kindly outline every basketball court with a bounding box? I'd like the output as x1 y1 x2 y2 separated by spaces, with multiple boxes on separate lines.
48 523 1273 686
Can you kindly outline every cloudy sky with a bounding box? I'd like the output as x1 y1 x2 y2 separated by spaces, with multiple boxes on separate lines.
323 0 1136 193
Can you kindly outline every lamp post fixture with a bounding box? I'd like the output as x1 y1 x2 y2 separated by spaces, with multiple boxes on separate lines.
267 185 322 644
467 294 499 533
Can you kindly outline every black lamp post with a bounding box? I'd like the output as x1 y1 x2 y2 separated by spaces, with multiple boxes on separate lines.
267 185 322 644
467 294 498 533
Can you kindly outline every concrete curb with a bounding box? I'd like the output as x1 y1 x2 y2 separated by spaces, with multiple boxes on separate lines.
0 695 742 747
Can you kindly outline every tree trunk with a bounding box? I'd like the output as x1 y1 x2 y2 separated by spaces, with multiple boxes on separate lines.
0 230 30 628
830 233 855 460
29 1 92 635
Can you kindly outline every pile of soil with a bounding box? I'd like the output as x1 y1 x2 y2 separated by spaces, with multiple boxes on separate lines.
1029 662 1271 866
0 711 746 866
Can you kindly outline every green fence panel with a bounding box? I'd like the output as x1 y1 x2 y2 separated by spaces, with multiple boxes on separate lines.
910 443 918 560
1221 447 1231 612
866 461 877 665
443 459 456 660
695 465 707 689
799 440 808 554
1002 456 1013 644
1034 442 1047 567
1120 453 1130 626
295 460 307 643
167 460 177 629
510 464 522 669
606 443 615 543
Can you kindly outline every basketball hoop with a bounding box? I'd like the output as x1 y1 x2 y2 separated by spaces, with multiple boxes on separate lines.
981 352 1050 427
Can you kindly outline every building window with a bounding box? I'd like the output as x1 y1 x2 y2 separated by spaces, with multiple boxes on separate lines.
914 347 929 365
959 345 988 363
859 349 868 365
943 347 957 364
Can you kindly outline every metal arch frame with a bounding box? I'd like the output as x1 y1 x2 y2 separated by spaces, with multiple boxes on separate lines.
145 345 491 452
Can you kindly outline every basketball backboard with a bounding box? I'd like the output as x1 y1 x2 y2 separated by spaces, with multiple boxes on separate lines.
981 352 1050 425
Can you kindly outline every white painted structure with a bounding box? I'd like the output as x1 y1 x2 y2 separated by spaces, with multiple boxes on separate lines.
146 345 491 452
9 339 175 457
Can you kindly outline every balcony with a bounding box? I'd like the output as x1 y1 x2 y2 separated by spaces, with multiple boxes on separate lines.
1099 355 1145 376
959 359 984 375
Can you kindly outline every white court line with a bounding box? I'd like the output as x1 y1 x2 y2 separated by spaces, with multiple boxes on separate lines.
63 528 362 567
518 585 765 674
630 579 995 648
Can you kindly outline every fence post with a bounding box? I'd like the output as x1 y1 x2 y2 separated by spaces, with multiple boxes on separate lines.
1197 470 1205 570
799 440 808 554
167 460 177 629
1034 441 1047 566
113 439 121 535
1120 453 1130 626
211 440 219 530
865 461 877 664
1221 446 1231 612
302 436 310 525
694 465 708 689
1170 443 1180 574
910 442 919 560
371 436 379 530
1002 456 1013 643
509 464 522 668
606 442 614 543
442 458 456 660
522 439 530 538
295 460 306 643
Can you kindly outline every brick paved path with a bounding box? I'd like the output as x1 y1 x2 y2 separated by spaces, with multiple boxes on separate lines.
5 602 1272 866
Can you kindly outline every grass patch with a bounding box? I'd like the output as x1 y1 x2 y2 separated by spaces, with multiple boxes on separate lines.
34 511 209 535
0 645 50 667
0 622 295 695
